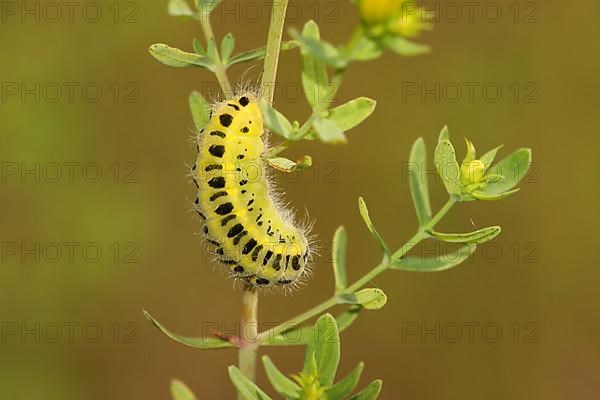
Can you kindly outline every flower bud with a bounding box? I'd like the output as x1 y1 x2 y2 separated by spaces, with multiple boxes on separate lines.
358 0 403 24
461 159 486 186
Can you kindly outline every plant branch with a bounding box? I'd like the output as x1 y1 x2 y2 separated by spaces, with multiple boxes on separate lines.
257 197 458 343
199 15 233 95
238 285 259 391
261 0 289 104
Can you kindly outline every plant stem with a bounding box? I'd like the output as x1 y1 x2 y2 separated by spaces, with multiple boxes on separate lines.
199 15 233 95
258 197 458 343
236 1 289 390
261 0 289 104
238 285 259 390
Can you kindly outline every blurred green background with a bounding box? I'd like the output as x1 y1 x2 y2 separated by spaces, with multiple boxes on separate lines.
1 0 598 399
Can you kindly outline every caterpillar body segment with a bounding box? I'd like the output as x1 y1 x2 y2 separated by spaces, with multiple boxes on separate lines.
192 94 309 288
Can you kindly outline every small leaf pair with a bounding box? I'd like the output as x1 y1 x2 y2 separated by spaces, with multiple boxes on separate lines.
229 315 382 399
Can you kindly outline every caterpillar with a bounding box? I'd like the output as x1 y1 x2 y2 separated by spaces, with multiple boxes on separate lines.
191 93 310 288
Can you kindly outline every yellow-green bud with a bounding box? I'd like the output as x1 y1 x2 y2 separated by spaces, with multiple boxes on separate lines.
461 159 486 186
358 0 403 24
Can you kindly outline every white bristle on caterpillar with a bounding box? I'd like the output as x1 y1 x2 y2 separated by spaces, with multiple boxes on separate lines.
191 92 311 288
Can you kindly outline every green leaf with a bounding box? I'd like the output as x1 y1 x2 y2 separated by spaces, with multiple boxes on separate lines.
206 38 217 62
409 137 432 226
327 97 376 132
302 314 340 387
332 226 348 293
169 0 196 18
228 366 273 400
434 139 461 196
351 380 383 400
267 157 297 172
291 26 347 69
263 307 361 347
358 197 391 259
220 33 235 64
480 145 503 169
189 91 211 131
391 244 476 272
347 37 382 62
472 188 520 201
384 37 431 56
143 310 233 349
299 21 329 108
259 101 293 139
195 0 222 17
438 125 450 142
228 41 299 65
313 117 347 144
262 356 300 398
170 379 197 400
149 44 214 70
338 288 387 310
325 362 364 399
481 148 532 195
193 38 206 56
429 226 501 244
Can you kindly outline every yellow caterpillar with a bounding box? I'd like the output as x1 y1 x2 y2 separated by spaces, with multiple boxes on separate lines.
192 93 309 288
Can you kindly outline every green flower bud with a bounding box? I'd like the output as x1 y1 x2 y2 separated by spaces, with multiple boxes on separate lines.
389 6 433 38
461 159 486 186
358 0 403 24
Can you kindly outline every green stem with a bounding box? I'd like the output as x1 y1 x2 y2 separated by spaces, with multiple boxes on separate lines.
261 0 289 104
199 15 233 95
238 285 259 392
258 197 458 343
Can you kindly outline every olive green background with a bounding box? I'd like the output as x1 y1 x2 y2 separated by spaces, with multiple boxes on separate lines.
1 0 598 399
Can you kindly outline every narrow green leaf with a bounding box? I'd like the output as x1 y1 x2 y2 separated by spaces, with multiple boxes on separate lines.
228 366 273 400
262 356 300 398
149 43 213 70
228 41 299 65
327 97 376 132
434 139 461 196
313 117 347 144
299 21 329 108
409 137 432 226
358 197 390 259
302 314 340 387
438 125 450 142
189 91 211 131
472 188 520 201
384 37 431 56
429 226 501 244
292 25 347 69
263 307 361 347
481 148 532 195
338 288 387 310
391 244 476 272
267 157 297 172
347 36 382 61
193 38 206 56
143 310 233 349
480 145 503 169
170 379 197 400
351 380 383 400
325 362 364 399
259 101 293 139
332 226 348 293
220 33 235 64
168 0 196 18
206 38 217 62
